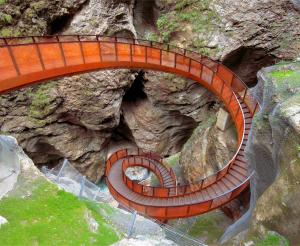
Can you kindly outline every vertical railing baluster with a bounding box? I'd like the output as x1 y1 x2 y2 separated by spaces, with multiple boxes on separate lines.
4 39 21 75
199 63 203 79
57 36 67 66
220 80 225 96
78 35 86 64
96 35 102 62
253 102 259 115
160 49 162 65
211 73 215 87
188 58 192 73
130 43 133 63
33 37 45 71
243 88 248 101
114 36 118 62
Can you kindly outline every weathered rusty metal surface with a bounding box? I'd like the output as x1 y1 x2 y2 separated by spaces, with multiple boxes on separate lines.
0 35 258 220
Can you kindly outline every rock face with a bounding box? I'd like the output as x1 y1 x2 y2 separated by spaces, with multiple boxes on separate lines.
248 62 300 244
0 135 44 199
0 70 136 182
221 62 300 244
0 136 20 199
143 72 218 122
0 0 88 36
179 115 237 183
152 0 300 85
123 98 197 155
0 216 8 228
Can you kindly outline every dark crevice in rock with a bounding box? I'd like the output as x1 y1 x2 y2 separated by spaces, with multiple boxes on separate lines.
222 47 276 87
111 115 135 144
25 141 64 169
48 0 89 34
123 71 147 103
133 0 160 35
48 15 74 34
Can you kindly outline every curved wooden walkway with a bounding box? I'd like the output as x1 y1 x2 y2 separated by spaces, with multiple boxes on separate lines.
0 35 259 220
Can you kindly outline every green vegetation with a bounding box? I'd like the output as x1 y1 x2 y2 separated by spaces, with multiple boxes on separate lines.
164 152 180 167
0 180 121 245
0 27 21 37
270 70 296 79
145 31 159 42
0 13 12 24
256 232 289 246
0 0 5 5
188 213 225 244
153 0 221 55
28 82 56 120
157 14 179 42
269 67 300 100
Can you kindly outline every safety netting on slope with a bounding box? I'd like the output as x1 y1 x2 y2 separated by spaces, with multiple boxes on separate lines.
41 160 112 203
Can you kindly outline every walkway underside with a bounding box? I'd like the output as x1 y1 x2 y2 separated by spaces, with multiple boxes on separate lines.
0 35 258 220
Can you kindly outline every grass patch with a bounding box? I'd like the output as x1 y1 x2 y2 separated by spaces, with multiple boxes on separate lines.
188 213 224 243
153 0 221 56
0 13 13 24
28 82 57 120
270 70 296 79
256 232 289 246
0 0 5 5
0 181 121 245
0 27 21 37
157 13 179 42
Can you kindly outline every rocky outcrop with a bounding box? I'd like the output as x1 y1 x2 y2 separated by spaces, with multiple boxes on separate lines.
0 70 136 181
247 62 300 244
123 99 197 155
151 0 300 85
179 114 237 183
0 0 88 36
144 72 218 122
0 135 44 199
0 136 20 199
221 62 300 244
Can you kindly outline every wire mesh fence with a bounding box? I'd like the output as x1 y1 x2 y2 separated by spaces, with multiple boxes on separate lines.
41 159 112 203
41 159 206 245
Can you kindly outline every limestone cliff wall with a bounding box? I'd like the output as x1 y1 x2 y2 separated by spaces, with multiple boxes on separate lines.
221 62 300 244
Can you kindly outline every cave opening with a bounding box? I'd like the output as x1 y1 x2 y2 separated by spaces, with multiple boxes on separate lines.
222 47 276 87
25 141 64 170
133 0 160 35
123 71 147 103
48 15 74 34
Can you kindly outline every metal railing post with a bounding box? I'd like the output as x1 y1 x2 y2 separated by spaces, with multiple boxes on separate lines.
56 158 68 182
78 175 86 199
78 35 86 64
127 211 137 238
93 186 101 201
4 38 21 75
56 35 67 66
32 36 45 71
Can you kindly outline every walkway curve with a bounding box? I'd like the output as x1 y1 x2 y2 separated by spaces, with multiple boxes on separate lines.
0 35 259 220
